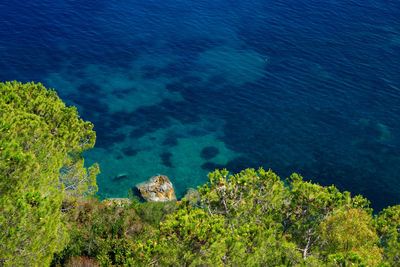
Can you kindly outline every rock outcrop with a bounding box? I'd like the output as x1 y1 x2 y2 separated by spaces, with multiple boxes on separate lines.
136 175 176 202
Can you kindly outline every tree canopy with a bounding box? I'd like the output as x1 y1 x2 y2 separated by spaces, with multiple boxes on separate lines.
0 81 98 266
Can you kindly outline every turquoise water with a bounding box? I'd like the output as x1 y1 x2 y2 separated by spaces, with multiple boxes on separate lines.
1 0 400 210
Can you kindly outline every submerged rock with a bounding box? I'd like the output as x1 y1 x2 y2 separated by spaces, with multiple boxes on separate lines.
112 173 129 181
136 175 176 202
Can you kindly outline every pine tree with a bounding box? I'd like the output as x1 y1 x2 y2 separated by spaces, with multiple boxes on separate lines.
0 81 98 266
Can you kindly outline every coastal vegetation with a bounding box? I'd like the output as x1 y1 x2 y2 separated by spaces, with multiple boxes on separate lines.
0 81 98 266
1 82 399 266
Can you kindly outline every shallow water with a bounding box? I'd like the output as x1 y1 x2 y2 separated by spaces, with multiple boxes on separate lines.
1 0 400 210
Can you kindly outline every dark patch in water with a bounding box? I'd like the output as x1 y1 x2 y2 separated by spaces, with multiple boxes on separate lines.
201 162 225 171
142 65 158 73
162 136 178 147
160 151 173 168
110 111 132 124
122 147 138 157
113 88 135 99
129 99 201 127
200 146 219 160
166 81 186 92
91 48 139 69
69 93 109 115
141 65 162 79
188 128 207 137
180 75 203 84
142 69 161 79
157 60 192 78
224 156 260 174
78 83 104 96
95 132 127 149
130 128 147 139
207 75 228 86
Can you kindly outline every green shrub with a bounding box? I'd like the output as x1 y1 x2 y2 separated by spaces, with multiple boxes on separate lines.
131 197 177 227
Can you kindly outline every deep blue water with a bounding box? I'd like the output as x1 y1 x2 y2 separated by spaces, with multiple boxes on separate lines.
1 0 400 211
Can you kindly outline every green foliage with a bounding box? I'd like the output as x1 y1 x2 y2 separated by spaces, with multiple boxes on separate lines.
199 168 288 223
141 204 299 266
138 169 302 266
57 168 396 266
141 168 389 266
131 197 177 227
52 197 179 266
148 205 229 265
376 205 400 265
283 173 373 260
317 208 383 265
52 198 146 266
0 81 97 266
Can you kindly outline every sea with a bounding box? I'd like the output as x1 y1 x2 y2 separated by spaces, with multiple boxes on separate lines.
1 0 399 211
